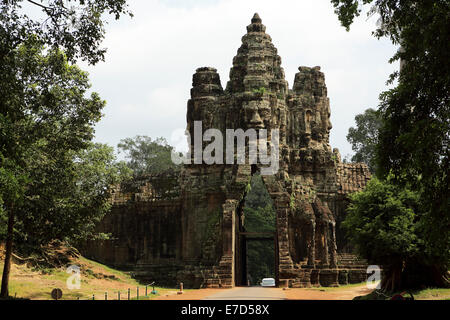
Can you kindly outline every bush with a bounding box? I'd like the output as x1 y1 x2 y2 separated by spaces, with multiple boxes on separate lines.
343 176 447 291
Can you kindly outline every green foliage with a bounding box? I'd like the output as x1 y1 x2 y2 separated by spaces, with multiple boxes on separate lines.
243 175 276 284
331 0 450 282
53 143 132 244
331 154 337 164
0 0 132 297
1 1 132 65
247 241 274 285
346 108 382 172
252 87 266 96
245 181 252 194
343 177 420 265
0 41 130 247
244 205 276 234
343 176 449 290
289 193 296 210
118 136 181 177
276 92 284 100
6 142 129 247
244 175 273 214
0 158 30 228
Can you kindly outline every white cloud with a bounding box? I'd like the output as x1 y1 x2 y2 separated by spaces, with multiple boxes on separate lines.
83 0 398 158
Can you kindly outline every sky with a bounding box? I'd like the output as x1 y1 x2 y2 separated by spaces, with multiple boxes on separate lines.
78 0 398 159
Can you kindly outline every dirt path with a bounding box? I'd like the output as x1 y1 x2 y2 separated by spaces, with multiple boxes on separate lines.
154 284 372 300
153 288 226 300
204 287 286 300
284 284 373 300
154 287 285 300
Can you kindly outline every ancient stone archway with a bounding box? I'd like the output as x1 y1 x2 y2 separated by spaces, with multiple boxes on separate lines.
233 171 277 287
84 13 372 289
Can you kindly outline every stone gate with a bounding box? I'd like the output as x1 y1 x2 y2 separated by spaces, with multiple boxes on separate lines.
84 14 371 288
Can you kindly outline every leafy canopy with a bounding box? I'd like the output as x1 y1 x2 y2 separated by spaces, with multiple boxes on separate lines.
118 136 181 177
0 0 132 298
346 108 382 173
343 177 420 265
1 0 132 64
0 41 131 246
15 142 132 246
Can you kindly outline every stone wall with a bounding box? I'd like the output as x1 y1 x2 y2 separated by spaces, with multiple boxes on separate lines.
83 173 185 286
334 163 372 252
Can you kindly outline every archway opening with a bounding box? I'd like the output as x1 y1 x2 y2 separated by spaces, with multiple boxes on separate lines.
235 172 277 286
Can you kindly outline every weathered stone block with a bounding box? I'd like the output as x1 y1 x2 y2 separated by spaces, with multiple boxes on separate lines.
348 269 367 284
319 269 339 287
338 269 349 285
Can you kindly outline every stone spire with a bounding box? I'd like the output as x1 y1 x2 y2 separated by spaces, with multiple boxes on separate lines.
247 12 265 32
226 13 288 95
251 12 261 23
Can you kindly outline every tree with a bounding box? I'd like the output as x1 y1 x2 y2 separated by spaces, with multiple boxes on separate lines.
0 201 5 240
331 0 450 288
14 142 132 249
344 177 448 291
244 174 275 233
0 157 29 298
118 136 181 177
346 108 382 172
344 177 416 291
68 143 132 243
0 41 108 298
1 0 131 298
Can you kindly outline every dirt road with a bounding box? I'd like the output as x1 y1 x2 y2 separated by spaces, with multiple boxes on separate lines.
204 287 286 300
154 284 372 300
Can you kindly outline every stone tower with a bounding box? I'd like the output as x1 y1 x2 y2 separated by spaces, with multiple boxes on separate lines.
84 14 371 288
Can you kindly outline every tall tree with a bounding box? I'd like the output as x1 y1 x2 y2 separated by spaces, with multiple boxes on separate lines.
346 108 382 173
0 0 131 298
331 0 450 288
118 136 181 177
0 41 114 298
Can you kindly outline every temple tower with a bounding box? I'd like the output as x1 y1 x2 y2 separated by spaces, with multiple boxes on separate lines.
84 13 372 289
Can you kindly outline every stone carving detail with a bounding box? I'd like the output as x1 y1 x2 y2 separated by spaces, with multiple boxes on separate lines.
83 14 372 288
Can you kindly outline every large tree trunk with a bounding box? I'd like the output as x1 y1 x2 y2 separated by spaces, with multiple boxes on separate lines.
380 260 449 293
380 263 403 292
0 207 14 298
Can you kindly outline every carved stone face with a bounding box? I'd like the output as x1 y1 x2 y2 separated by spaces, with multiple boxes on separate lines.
242 100 271 130
325 111 332 132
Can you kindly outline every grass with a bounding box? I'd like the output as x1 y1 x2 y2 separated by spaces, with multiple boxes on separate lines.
354 287 450 300
308 281 450 300
408 288 450 300
295 281 449 300
0 254 178 300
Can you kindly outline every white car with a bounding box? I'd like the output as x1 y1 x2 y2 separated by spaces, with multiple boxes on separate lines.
260 278 276 287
